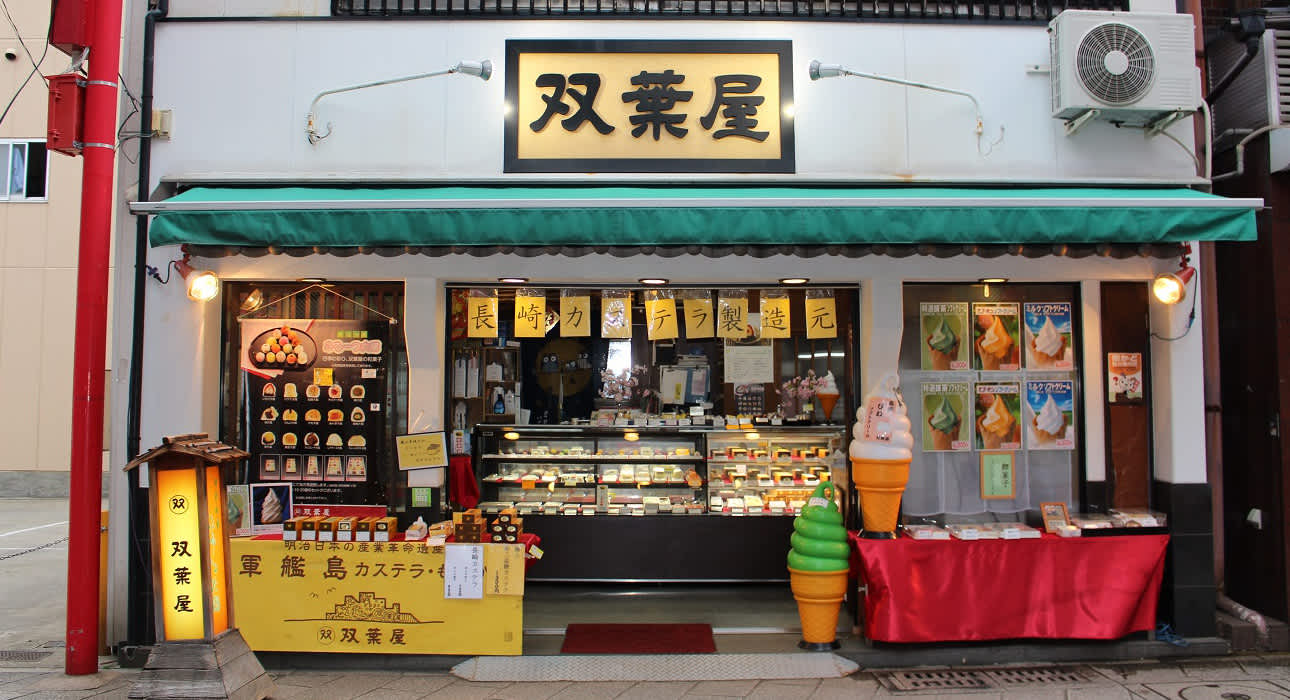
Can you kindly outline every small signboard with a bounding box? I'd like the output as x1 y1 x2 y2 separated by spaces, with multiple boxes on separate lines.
979 451 1016 500
396 432 449 470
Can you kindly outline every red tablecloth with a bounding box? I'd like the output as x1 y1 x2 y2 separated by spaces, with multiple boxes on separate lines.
849 532 1168 643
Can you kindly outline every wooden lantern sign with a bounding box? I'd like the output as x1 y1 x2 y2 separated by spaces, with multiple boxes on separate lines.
125 433 246 641
125 433 276 700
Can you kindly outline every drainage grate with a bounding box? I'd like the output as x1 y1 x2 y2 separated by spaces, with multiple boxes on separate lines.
880 666 1095 692
0 650 52 662
883 670 993 691
986 666 1092 686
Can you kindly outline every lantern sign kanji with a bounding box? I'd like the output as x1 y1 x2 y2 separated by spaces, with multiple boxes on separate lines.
506 39 794 173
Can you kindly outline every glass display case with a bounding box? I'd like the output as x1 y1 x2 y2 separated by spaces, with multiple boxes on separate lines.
475 428 707 516
474 426 844 517
705 430 844 516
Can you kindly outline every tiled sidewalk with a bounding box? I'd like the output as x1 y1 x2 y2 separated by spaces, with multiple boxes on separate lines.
4 654 1290 699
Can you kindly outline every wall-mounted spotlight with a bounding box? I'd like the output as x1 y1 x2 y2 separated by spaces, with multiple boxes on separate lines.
1152 252 1196 306
306 59 492 144
147 252 219 302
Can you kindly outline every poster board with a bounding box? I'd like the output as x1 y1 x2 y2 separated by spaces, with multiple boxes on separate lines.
979 451 1016 500
395 432 449 470
229 538 522 655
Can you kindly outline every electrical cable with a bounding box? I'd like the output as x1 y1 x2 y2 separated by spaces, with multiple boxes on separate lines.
1150 278 1198 342
0 0 55 128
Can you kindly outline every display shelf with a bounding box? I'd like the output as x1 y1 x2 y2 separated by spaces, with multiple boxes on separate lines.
481 454 703 462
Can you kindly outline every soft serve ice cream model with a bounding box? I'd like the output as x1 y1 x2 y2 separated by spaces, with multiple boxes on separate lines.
786 481 849 649
850 373 914 538
816 371 841 422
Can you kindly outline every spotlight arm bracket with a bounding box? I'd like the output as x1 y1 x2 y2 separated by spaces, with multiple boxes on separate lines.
305 60 492 145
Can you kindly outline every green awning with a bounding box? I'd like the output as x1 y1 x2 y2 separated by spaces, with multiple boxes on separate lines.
134 186 1260 249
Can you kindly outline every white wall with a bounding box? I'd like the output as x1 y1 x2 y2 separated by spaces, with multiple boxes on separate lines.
142 19 1203 189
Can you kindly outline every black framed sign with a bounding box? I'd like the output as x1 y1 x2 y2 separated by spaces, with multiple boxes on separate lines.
504 39 795 174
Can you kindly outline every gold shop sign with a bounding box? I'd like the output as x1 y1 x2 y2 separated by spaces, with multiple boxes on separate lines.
505 40 795 173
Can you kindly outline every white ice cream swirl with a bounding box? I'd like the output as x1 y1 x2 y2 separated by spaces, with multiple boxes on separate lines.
261 489 283 524
1035 395 1065 436
850 372 914 462
1035 317 1064 357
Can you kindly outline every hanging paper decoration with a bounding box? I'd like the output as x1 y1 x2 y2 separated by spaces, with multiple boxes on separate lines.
683 293 714 339
760 292 791 339
804 290 838 339
466 289 499 338
601 290 632 339
560 291 591 337
644 291 679 341
513 290 547 338
716 292 749 340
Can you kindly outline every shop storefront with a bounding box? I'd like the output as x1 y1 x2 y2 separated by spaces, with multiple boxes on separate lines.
110 5 1260 660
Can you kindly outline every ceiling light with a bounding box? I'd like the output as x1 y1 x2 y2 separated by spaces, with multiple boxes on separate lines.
779 278 809 285
639 278 669 285
503 431 520 440
498 277 529 284
297 277 326 284
979 277 1007 284
623 431 640 442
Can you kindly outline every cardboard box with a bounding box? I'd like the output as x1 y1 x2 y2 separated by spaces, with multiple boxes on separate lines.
282 516 307 541
318 516 343 542
354 516 377 542
299 515 325 541
372 516 398 542
335 517 359 542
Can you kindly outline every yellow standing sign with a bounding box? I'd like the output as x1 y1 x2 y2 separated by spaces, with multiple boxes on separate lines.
229 539 522 655
644 298 679 341
513 294 547 338
716 296 748 339
561 295 591 337
805 297 838 339
684 297 714 338
467 295 499 338
760 297 791 339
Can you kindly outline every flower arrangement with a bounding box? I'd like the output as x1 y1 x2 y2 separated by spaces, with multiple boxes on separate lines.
778 370 826 417
600 365 650 403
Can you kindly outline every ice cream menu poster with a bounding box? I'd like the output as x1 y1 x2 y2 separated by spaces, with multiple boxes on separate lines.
920 303 969 371
1024 380 1075 450
921 382 970 452
974 382 1022 450
972 303 1020 371
241 319 389 505
1023 303 1075 370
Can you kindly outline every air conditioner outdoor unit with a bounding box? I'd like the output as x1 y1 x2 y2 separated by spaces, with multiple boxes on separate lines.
1049 10 1200 134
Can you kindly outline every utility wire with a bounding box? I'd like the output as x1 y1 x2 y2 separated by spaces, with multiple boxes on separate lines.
0 0 55 128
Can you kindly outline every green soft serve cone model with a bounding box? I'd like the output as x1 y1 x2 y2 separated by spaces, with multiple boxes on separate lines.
787 482 849 572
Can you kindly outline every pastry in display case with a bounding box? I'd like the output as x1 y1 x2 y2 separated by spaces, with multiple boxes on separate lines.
474 426 846 517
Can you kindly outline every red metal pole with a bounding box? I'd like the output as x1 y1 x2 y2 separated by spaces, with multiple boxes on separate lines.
65 0 124 676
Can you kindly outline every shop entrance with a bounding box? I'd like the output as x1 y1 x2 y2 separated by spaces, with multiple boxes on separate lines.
447 284 859 634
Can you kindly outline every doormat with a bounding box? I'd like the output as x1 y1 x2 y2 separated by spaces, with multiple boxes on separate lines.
452 653 859 682
560 623 716 654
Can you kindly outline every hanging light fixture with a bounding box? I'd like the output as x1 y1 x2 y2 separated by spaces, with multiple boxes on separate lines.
1152 246 1196 305
239 288 265 313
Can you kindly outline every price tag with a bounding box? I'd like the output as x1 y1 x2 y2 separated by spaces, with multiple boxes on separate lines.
956 528 979 540
862 397 897 443
807 496 829 508
1001 527 1021 540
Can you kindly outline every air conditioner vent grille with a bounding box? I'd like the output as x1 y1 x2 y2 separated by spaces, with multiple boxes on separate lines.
1075 22 1155 105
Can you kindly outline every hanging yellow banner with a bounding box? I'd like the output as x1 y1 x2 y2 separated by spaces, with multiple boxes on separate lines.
644 298 679 341
684 298 714 338
467 296 499 338
717 297 748 339
805 297 838 339
561 296 591 337
602 297 632 338
229 539 521 655
513 294 547 338
760 297 791 339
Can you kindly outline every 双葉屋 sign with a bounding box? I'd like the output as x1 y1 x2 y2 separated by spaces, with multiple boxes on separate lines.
505 39 794 173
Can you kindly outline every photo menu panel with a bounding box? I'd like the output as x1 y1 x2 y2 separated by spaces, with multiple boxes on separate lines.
240 319 388 505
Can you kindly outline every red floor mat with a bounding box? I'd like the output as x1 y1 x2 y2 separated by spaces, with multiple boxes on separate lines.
559 623 717 654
